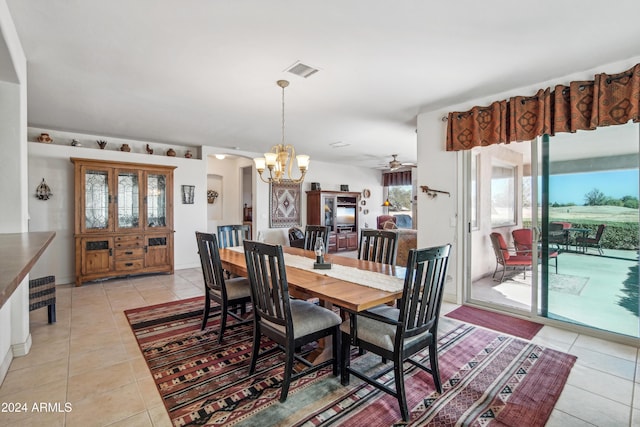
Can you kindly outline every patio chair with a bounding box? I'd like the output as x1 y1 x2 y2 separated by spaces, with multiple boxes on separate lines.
512 228 558 273
548 222 570 251
340 244 451 421
490 232 532 282
243 240 341 402
195 232 252 342
576 224 606 255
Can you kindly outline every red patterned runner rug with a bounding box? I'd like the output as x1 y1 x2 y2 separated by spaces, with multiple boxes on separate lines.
126 297 575 426
445 305 544 340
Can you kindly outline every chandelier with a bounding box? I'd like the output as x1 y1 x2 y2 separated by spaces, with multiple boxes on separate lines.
254 80 310 184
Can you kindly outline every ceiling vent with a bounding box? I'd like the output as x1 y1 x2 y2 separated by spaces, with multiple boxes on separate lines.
285 61 319 78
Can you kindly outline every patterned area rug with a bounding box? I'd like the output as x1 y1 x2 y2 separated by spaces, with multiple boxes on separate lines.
125 297 576 426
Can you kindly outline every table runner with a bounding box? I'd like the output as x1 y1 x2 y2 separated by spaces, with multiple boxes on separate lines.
228 246 404 292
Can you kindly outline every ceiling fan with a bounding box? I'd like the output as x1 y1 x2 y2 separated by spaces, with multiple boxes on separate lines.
387 154 416 171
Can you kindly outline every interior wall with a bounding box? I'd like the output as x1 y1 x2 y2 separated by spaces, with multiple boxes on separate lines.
27 129 207 283
0 0 29 382
205 156 252 233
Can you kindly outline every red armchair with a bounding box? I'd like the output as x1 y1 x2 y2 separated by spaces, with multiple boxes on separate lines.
512 228 558 273
376 215 397 230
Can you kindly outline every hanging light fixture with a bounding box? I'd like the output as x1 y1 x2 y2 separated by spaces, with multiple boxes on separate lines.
254 80 310 184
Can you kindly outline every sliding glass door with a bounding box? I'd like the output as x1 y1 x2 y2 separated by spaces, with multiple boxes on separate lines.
540 124 640 337
467 123 640 338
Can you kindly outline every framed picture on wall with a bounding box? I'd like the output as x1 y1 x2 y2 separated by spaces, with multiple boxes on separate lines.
270 181 301 228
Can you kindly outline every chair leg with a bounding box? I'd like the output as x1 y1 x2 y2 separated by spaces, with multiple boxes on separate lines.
332 327 340 377
217 302 228 344
340 331 351 386
280 341 294 402
429 341 442 393
47 304 56 324
249 322 261 375
201 298 211 331
394 355 409 422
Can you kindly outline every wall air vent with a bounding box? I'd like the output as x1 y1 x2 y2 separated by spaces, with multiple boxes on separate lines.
285 61 319 78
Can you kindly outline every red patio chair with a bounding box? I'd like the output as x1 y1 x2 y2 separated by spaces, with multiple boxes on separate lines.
512 228 558 274
490 232 532 283
576 224 606 255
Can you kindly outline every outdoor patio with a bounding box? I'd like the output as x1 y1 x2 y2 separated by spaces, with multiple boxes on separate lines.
472 248 639 337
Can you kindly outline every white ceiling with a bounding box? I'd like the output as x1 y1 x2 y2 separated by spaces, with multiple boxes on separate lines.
6 0 640 169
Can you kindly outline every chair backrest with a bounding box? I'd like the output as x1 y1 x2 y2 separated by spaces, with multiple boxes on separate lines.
512 228 533 255
243 240 292 331
358 229 398 265
398 244 451 340
195 232 226 297
594 224 606 241
218 224 251 248
303 225 330 251
376 215 396 230
489 232 510 262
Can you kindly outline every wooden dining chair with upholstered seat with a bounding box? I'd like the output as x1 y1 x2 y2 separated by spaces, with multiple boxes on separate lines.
243 240 342 402
195 232 252 342
303 225 330 251
217 224 251 248
340 244 451 422
358 229 399 266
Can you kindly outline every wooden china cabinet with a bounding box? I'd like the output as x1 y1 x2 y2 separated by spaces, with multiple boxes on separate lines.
306 190 360 252
71 158 176 286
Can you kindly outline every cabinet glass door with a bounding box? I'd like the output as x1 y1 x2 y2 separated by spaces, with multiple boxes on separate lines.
84 169 110 231
117 170 140 229
147 173 167 228
323 195 335 231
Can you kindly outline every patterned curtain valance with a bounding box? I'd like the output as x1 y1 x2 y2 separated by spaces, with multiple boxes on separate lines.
446 63 640 151
382 170 412 187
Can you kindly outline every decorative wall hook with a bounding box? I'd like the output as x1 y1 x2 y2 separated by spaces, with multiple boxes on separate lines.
35 178 53 200
420 185 450 199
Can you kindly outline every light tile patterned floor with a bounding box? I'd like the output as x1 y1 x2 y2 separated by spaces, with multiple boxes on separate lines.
0 269 638 426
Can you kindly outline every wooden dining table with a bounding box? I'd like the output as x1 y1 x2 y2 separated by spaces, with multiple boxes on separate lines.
218 246 405 313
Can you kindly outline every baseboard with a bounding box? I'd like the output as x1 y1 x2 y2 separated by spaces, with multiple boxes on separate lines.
0 346 12 386
11 333 32 357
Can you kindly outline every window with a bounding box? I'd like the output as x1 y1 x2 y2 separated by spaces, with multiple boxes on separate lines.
491 163 516 227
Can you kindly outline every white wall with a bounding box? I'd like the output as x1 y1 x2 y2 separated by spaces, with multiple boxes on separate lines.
205 156 252 233
0 0 30 383
416 55 640 304
27 128 207 283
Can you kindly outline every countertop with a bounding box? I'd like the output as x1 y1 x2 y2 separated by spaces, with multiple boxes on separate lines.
0 231 56 309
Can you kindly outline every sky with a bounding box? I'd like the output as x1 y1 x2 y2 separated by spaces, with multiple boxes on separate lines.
549 170 639 205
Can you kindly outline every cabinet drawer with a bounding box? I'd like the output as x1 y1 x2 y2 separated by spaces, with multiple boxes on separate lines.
114 247 144 259
115 235 144 248
115 259 144 271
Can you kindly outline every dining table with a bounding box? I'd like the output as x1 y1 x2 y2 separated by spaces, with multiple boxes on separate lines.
218 245 406 363
218 246 405 312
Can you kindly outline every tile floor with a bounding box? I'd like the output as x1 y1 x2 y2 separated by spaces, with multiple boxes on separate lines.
0 268 638 426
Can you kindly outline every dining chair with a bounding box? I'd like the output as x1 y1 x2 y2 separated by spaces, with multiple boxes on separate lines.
340 244 451 422
490 232 532 282
243 240 342 402
358 229 398 265
217 224 251 248
576 224 606 255
512 228 558 273
195 232 252 342
303 224 330 251
548 222 570 251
